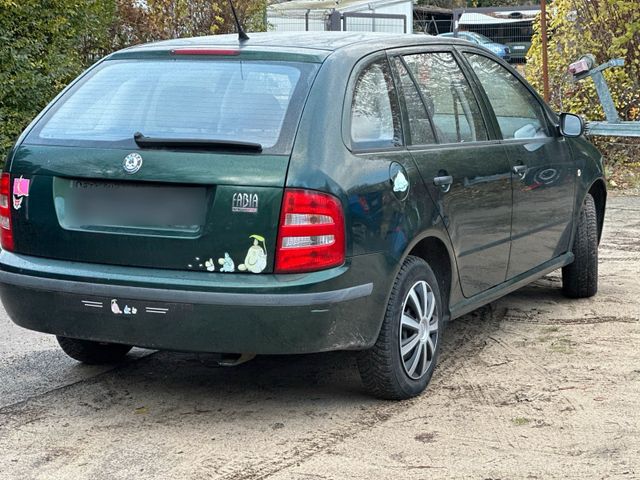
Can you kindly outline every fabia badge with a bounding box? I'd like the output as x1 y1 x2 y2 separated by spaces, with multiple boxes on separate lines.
232 192 259 213
123 153 143 174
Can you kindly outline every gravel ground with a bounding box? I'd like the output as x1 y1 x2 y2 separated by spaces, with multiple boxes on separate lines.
0 195 638 480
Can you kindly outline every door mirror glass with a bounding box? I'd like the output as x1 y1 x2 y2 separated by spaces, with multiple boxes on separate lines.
559 113 584 137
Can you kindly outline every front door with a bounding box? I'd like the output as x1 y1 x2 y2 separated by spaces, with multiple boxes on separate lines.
390 50 513 298
462 52 576 278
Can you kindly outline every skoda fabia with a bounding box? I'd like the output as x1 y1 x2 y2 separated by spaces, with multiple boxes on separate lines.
0 33 606 399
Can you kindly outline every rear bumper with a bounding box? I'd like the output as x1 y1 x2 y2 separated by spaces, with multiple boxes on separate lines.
0 251 388 354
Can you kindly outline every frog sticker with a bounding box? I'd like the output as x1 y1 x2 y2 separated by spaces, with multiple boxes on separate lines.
238 235 267 274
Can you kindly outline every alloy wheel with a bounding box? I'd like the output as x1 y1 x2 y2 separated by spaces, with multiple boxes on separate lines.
399 280 439 380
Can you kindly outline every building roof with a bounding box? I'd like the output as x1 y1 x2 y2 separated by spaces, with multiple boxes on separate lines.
414 5 453 16
268 0 410 13
459 10 539 25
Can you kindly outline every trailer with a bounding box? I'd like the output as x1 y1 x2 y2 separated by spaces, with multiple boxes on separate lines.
569 54 640 138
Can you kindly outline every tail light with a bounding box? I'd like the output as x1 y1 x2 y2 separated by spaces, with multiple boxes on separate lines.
275 189 345 273
0 173 14 251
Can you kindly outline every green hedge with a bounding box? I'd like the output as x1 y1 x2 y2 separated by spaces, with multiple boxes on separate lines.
0 0 115 161
0 0 269 163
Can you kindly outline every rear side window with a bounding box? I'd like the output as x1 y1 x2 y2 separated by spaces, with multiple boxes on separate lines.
27 60 319 154
403 52 488 144
350 60 402 150
465 53 549 140
392 58 437 146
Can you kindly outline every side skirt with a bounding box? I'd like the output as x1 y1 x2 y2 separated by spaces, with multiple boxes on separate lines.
449 252 574 320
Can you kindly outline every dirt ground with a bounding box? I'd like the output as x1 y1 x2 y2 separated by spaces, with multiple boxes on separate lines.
0 195 638 480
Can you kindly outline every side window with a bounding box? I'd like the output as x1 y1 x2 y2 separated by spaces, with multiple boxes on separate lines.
392 58 436 146
465 53 549 140
350 60 402 150
403 52 488 144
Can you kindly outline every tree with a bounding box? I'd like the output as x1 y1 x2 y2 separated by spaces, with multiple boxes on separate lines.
0 0 116 159
0 0 268 160
526 0 639 122
113 0 268 49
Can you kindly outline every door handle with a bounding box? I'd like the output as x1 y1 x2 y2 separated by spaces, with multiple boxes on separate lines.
512 165 527 178
433 175 453 193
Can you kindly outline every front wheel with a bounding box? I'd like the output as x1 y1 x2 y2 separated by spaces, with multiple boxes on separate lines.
357 256 443 400
57 336 132 365
562 193 598 298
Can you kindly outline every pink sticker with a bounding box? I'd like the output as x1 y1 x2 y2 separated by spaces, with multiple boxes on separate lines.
13 177 30 197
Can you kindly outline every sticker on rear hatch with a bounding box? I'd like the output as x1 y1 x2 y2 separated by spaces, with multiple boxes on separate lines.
238 235 267 273
188 253 235 272
12 176 30 210
218 253 235 272
205 258 216 271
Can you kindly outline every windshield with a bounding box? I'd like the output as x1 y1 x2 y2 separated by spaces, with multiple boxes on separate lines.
27 59 319 154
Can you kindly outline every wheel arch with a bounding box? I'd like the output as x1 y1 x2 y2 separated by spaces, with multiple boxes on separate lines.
403 233 457 322
587 178 607 244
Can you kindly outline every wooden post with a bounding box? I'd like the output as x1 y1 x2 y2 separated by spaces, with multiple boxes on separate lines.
540 0 550 102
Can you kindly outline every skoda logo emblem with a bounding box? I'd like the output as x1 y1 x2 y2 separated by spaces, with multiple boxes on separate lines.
123 153 143 174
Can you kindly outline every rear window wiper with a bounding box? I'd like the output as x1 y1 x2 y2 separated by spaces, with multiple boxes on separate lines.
133 132 263 153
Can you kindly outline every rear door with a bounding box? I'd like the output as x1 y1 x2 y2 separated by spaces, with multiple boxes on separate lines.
390 48 513 297
9 54 320 273
461 52 576 278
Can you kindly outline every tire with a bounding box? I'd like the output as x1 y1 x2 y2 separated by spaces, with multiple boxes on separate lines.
56 336 132 365
357 256 443 400
562 193 598 298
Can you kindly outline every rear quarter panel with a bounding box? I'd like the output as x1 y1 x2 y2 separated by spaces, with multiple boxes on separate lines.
287 46 461 332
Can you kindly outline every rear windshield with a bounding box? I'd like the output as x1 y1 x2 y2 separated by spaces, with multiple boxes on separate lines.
26 59 319 154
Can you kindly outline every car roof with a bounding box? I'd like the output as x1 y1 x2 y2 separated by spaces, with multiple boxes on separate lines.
122 32 466 54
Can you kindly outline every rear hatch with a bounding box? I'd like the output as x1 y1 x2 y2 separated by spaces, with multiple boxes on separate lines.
8 49 321 273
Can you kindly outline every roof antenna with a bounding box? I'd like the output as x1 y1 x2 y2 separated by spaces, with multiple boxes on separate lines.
228 0 250 42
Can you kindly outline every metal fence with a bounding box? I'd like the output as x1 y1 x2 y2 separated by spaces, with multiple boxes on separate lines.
269 7 538 64
268 10 407 34
341 12 407 34
451 7 540 64
267 11 328 32
414 19 453 36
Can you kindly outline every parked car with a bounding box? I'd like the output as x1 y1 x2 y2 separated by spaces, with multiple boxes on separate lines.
506 40 532 63
438 31 511 61
0 33 606 399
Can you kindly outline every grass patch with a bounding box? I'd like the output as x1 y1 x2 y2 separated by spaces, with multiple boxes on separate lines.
548 337 576 354
511 417 531 426
537 328 576 354
541 326 560 333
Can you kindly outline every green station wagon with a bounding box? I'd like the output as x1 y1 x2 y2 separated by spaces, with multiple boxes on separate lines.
0 33 606 399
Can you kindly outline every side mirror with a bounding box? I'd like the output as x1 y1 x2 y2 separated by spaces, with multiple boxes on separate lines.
559 113 585 137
